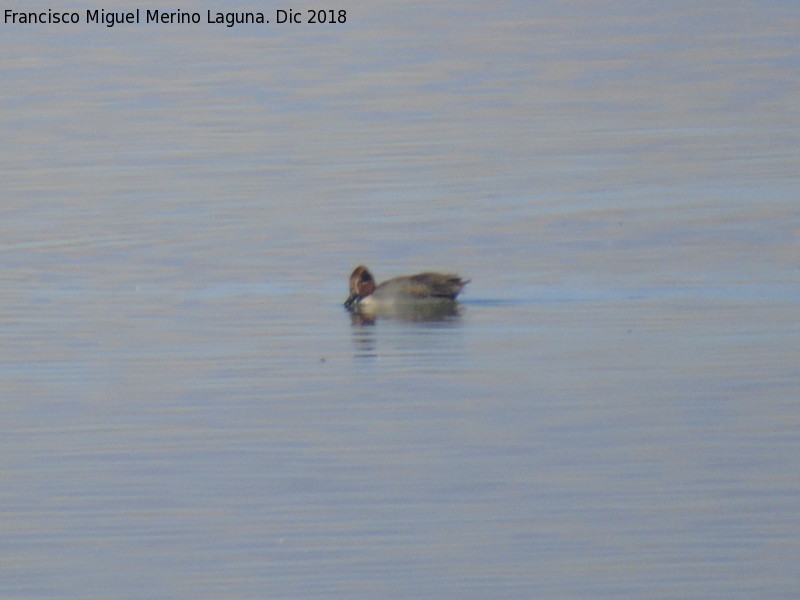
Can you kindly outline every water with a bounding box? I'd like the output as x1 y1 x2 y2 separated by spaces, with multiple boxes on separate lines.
2 2 799 598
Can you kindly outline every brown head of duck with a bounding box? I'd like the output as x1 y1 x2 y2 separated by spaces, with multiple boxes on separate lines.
344 265 376 309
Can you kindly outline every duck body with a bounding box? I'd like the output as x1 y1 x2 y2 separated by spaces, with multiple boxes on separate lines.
344 265 469 315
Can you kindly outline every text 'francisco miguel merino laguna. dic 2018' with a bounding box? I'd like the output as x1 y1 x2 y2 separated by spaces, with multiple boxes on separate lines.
4 8 347 27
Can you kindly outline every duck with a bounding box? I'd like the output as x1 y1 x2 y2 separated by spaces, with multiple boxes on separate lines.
344 265 469 314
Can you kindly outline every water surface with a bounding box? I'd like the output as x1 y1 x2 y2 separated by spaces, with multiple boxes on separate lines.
2 2 799 599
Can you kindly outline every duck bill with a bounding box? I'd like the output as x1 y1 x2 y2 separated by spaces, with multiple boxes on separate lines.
343 293 358 309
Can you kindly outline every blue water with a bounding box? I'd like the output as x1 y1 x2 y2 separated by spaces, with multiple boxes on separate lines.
2 2 799 599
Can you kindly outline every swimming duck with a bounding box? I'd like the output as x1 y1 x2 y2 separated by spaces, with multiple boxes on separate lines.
344 265 469 312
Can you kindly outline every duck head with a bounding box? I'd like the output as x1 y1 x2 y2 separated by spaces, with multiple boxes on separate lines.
343 265 376 309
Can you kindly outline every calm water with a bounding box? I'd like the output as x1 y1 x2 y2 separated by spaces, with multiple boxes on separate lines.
2 2 799 598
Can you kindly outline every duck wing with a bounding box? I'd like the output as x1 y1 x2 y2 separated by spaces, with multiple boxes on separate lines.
406 273 469 299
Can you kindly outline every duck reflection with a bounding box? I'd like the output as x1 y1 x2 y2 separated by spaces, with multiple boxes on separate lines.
348 300 463 325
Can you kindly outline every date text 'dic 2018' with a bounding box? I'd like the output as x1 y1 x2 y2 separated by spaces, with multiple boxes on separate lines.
278 9 347 24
